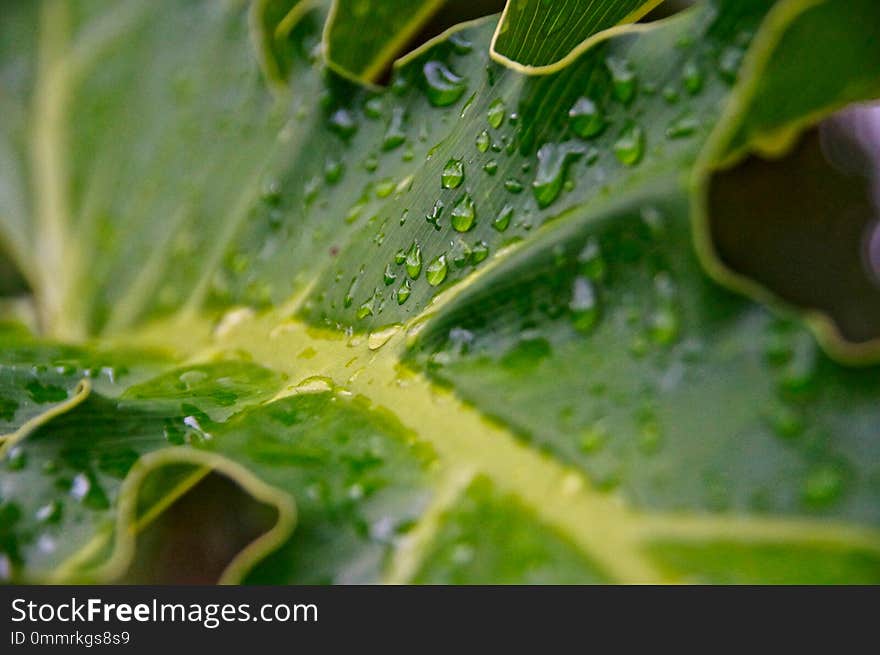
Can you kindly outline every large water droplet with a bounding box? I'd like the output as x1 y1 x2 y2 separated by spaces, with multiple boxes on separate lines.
426 255 448 286
568 97 605 139
423 61 467 106
532 141 585 208
451 194 476 232
487 98 505 128
613 124 645 166
442 158 464 188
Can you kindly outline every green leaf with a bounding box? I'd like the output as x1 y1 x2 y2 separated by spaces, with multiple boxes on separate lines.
1 0 879 583
491 0 667 72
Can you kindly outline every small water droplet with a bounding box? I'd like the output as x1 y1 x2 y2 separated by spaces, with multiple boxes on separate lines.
423 61 467 106
802 462 845 507
493 204 514 232
579 424 607 454
532 141 585 208
451 194 476 232
382 106 407 150
442 158 464 188
504 178 524 194
35 500 62 524
329 108 357 138
578 238 605 280
383 263 397 285
426 198 444 230
357 293 376 319
568 97 605 139
570 276 599 332
483 160 498 175
666 112 700 139
471 241 489 264
606 56 637 105
718 46 744 84
426 255 449 286
764 402 804 439
397 279 412 304
613 124 645 166
324 158 344 184
406 243 422 278
487 98 505 128
394 249 407 265
682 60 704 94
476 130 490 152
6 447 26 471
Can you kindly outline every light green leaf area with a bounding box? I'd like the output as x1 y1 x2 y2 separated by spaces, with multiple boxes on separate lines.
491 0 666 72
1 0 879 583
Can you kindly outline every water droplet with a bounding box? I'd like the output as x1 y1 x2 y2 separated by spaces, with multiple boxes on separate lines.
357 293 376 319
394 249 407 265
451 240 472 268
6 447 26 471
423 61 467 106
324 158 344 184
483 160 498 175
451 194 476 232
578 238 605 280
718 46 744 83
397 279 412 304
329 108 357 138
35 500 62 524
405 243 422 278
471 241 489 264
375 178 395 198
532 141 585 208
613 124 645 166
179 369 208 388
568 97 605 139
570 276 599 332
764 402 804 439
802 462 845 507
579 425 607 454
606 56 637 105
666 112 700 139
364 96 384 119
426 255 448 286
648 306 679 345
487 98 505 128
493 204 514 232
382 106 407 150
682 60 703 94
449 32 472 54
442 158 464 188
383 263 397 285
426 198 444 230
476 130 490 152
504 178 524 194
